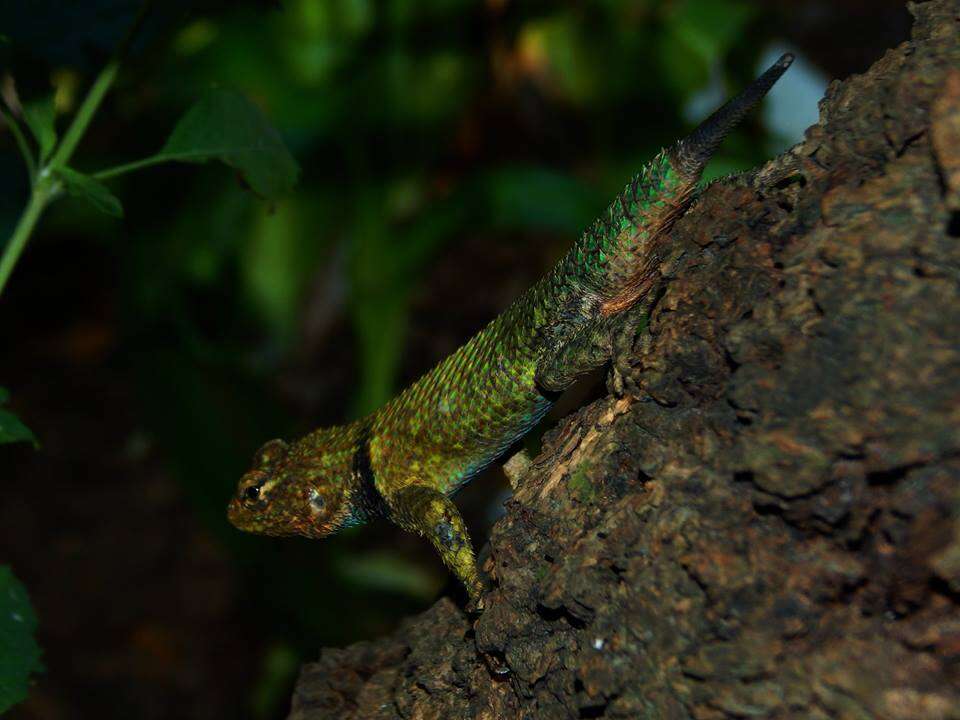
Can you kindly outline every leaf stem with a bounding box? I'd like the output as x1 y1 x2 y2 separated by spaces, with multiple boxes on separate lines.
48 62 120 170
0 103 37 182
92 155 166 180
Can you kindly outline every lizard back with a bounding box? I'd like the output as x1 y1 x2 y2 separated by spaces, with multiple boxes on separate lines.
368 54 795 498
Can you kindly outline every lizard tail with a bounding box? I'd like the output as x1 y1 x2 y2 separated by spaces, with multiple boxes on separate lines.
548 53 794 317
671 53 794 181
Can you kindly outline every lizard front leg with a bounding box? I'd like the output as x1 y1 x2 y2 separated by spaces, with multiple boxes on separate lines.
389 484 485 610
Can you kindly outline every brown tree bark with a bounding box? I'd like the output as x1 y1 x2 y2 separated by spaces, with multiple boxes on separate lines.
289 2 960 717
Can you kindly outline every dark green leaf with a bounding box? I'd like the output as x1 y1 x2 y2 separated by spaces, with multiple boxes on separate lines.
0 566 43 714
0 411 37 447
55 167 124 218
156 88 299 200
0 387 38 448
22 96 56 162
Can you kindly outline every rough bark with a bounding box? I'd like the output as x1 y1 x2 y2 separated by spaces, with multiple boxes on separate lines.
289 3 960 718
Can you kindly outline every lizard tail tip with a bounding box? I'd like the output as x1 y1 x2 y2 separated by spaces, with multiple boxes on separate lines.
776 52 796 69
671 52 795 181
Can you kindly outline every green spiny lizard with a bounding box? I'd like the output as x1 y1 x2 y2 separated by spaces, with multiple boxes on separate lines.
227 54 794 609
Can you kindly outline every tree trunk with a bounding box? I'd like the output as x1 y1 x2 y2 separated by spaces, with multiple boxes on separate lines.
289 2 960 717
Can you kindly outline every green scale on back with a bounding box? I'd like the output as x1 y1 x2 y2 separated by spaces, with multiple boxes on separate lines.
228 54 794 609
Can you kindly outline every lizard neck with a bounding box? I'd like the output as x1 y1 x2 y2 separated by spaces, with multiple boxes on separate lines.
347 422 391 524
295 420 389 529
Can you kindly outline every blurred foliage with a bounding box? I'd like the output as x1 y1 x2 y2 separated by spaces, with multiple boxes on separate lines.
0 0 810 716
0 387 37 447
0 565 43 714
251 642 300 719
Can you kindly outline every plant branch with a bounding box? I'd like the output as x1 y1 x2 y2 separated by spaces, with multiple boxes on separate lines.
49 2 152 169
0 178 56 294
0 1 152 298
48 62 121 170
0 103 37 182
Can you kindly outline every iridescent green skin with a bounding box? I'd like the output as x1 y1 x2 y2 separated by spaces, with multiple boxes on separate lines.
227 54 794 609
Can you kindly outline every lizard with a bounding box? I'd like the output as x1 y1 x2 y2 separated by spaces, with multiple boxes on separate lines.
227 54 794 610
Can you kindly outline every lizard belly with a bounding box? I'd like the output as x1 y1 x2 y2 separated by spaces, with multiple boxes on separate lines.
438 392 554 495
370 336 554 498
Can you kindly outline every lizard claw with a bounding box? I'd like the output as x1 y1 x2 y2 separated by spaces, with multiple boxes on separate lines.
465 587 486 614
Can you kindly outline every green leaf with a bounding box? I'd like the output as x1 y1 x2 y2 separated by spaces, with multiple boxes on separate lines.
0 566 43 714
55 166 124 218
22 96 56 162
0 387 38 448
156 88 299 199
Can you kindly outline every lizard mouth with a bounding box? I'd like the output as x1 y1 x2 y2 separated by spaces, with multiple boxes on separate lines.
226 498 254 531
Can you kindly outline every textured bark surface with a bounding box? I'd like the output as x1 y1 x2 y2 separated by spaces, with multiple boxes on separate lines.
289 3 960 718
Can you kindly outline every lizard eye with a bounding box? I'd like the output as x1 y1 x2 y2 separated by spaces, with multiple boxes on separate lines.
244 485 261 503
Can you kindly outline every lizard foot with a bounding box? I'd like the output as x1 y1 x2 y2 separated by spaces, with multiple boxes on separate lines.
608 304 648 398
466 592 486 614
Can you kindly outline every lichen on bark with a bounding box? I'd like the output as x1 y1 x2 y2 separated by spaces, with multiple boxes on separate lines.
289 2 960 718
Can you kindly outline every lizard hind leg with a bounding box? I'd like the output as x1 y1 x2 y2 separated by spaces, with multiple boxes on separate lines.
534 318 618 395
608 300 652 397
535 302 651 396
390 484 485 611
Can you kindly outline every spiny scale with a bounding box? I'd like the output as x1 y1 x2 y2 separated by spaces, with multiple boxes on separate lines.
227 54 794 607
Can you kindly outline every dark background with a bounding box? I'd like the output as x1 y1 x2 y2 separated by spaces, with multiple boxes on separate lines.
0 1 910 718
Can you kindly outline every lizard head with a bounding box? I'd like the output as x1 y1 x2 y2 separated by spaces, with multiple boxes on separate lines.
227 437 353 538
